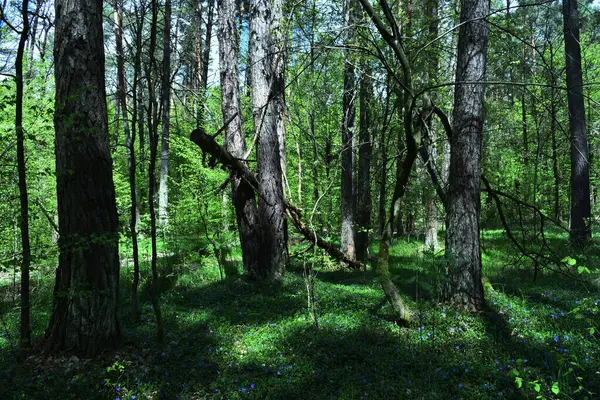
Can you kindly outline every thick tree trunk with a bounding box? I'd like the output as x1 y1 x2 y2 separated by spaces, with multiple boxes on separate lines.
45 0 121 356
218 0 261 276
445 0 489 312
340 0 358 265
563 0 591 247
356 65 372 264
159 0 172 225
16 0 31 348
114 0 141 320
249 0 289 279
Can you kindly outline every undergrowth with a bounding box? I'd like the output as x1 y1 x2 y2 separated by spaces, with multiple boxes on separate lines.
0 231 598 399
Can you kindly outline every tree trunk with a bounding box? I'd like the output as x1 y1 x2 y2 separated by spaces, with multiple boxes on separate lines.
249 0 289 279
356 65 372 264
340 0 358 265
563 0 591 247
147 0 165 343
159 0 172 226
445 0 489 312
218 0 261 276
16 0 31 348
45 0 121 356
424 0 439 250
114 0 141 321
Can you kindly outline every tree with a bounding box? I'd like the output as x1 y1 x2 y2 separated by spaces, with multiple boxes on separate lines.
146 0 165 343
15 0 31 348
159 0 172 225
356 64 373 264
218 0 261 275
445 0 489 311
44 0 121 356
249 0 289 279
114 0 141 320
340 0 358 265
563 0 591 247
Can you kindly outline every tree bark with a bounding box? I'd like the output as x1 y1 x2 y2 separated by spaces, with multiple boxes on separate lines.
16 0 31 348
445 0 489 311
159 0 172 225
218 0 261 276
424 0 440 250
45 0 121 356
356 65 372 264
340 0 358 265
249 0 289 279
563 0 591 247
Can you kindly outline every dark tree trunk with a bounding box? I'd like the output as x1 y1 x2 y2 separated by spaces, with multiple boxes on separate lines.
563 0 591 247
378 113 388 236
249 0 289 279
356 65 372 264
114 0 141 321
16 0 31 348
340 0 357 265
147 0 165 343
45 0 121 356
445 0 489 312
218 0 261 275
135 4 146 174
159 0 171 225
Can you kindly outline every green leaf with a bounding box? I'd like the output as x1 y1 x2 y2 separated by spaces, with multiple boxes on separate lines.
534 383 541 392
515 377 523 388
567 257 577 266
589 327 595 335
552 382 560 395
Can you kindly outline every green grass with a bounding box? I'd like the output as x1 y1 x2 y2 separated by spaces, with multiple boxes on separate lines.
0 232 599 399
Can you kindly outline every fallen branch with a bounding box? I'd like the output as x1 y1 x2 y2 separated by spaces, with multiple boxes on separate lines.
189 129 365 270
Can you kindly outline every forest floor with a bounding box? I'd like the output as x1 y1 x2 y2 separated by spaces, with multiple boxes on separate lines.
0 231 599 399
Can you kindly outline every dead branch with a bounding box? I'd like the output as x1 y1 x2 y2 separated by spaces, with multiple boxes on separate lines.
189 129 365 270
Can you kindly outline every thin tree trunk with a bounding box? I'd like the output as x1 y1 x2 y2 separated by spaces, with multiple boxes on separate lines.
45 0 121 356
445 0 489 311
159 0 172 226
114 0 141 321
218 0 261 276
424 0 439 250
563 0 591 247
147 0 165 343
356 65 372 264
16 0 31 349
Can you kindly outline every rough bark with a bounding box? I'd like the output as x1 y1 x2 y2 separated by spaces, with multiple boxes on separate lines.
249 0 289 279
16 0 31 348
340 0 358 265
45 0 121 356
114 0 141 320
159 0 172 225
563 0 591 247
445 0 489 312
217 0 261 276
356 65 372 264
